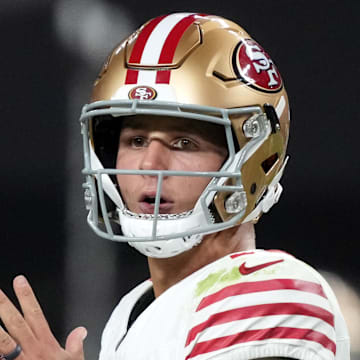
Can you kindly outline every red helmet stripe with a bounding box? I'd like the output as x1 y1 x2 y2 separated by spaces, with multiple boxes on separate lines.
158 14 198 64
125 69 139 85
156 14 199 84
156 70 171 84
125 15 167 84
129 15 167 63
125 13 205 85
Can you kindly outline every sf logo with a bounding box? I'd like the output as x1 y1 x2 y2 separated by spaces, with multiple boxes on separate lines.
135 87 152 99
245 43 280 87
129 86 157 100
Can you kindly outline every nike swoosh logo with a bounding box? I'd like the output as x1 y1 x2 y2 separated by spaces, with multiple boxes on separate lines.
239 259 284 275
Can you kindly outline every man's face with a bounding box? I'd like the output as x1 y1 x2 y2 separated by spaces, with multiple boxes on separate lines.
116 115 227 214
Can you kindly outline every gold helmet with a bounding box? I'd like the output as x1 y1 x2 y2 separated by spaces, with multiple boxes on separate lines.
80 13 290 258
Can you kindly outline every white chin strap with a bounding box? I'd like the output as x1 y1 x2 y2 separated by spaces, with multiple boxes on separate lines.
118 208 208 258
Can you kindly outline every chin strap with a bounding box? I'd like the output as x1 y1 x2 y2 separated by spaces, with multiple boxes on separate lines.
118 207 209 258
128 234 204 258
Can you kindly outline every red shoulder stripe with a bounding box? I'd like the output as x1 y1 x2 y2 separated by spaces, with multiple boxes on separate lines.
196 279 327 311
186 302 334 346
185 327 336 359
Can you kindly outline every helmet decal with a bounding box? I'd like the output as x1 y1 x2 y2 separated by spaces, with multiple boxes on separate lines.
233 39 283 93
125 13 202 85
128 86 157 100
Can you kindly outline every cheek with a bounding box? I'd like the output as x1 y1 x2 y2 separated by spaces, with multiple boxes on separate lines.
116 150 132 169
171 153 225 210
178 152 225 172
172 176 210 212
115 152 138 203
115 151 140 182
115 174 140 212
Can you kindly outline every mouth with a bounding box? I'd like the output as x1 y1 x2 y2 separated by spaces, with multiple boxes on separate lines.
138 192 174 214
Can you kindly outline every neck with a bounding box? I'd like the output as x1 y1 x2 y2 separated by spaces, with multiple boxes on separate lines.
147 223 256 297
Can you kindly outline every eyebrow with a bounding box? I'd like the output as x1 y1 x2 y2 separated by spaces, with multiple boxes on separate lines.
120 116 227 150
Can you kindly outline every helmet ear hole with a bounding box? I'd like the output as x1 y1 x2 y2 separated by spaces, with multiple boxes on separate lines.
261 153 279 174
264 104 281 133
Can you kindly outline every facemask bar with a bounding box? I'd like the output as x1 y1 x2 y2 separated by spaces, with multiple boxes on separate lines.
80 100 266 242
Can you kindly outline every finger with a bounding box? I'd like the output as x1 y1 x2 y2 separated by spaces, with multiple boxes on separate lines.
12 276 57 346
65 327 87 359
0 325 18 356
0 289 35 348
0 324 26 360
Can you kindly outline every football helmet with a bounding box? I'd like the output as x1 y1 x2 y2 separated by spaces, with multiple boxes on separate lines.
80 13 290 258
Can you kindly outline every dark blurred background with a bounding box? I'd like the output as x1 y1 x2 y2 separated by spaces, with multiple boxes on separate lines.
0 0 359 358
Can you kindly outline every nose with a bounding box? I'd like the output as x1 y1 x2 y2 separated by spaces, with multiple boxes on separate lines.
139 139 170 172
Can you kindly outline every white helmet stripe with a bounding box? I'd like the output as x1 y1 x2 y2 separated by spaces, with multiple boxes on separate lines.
275 95 286 118
140 13 194 65
125 13 198 85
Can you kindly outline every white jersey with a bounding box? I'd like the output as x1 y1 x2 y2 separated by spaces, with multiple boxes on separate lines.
99 250 350 360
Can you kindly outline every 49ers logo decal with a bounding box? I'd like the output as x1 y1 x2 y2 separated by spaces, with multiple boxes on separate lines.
128 86 157 100
233 39 283 93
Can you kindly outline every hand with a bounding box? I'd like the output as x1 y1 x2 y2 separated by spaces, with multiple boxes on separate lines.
0 275 86 360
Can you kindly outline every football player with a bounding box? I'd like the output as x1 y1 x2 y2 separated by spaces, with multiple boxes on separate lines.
0 12 350 360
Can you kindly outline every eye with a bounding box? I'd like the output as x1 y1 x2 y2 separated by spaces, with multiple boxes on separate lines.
172 138 197 150
130 136 147 148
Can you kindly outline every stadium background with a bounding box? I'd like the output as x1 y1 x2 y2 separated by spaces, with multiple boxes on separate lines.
1 0 359 358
